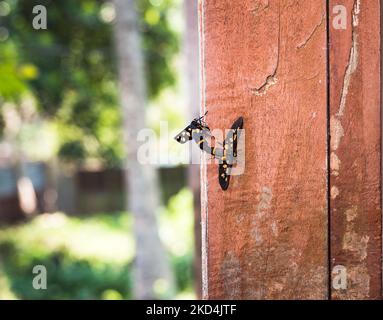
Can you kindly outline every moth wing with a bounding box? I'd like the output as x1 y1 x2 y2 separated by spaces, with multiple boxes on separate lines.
218 161 230 191
223 117 244 164
218 117 244 190
174 124 193 144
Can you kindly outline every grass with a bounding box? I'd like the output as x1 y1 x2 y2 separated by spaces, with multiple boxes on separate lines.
0 188 195 299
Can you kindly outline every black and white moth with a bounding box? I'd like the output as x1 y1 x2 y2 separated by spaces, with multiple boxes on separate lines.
174 112 244 190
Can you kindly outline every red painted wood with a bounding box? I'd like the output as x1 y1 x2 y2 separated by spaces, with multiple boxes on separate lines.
329 0 381 299
200 0 328 299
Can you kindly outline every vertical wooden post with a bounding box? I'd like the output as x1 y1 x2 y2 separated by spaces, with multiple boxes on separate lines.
329 0 381 299
200 0 328 299
199 0 381 300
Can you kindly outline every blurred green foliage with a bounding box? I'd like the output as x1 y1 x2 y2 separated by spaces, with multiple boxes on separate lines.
0 189 194 299
0 42 29 101
0 0 181 165
0 0 193 301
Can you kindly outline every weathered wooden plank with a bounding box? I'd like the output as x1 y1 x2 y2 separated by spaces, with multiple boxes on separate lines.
200 0 328 299
329 0 381 299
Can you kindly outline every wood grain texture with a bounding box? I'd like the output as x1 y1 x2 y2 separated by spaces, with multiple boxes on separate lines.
200 0 328 299
329 0 382 299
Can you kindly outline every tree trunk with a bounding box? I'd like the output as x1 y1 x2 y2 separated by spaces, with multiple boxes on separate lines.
14 153 38 216
113 0 174 299
184 0 202 299
1 105 38 216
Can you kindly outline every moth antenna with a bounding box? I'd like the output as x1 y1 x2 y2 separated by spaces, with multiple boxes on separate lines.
197 111 208 122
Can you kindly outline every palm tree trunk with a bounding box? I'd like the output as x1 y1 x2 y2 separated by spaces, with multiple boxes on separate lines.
113 0 174 299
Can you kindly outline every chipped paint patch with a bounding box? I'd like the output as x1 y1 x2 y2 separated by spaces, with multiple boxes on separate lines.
331 186 340 199
345 206 358 222
348 265 370 299
341 205 370 261
251 225 263 244
330 116 344 151
221 251 242 299
343 231 369 261
250 187 273 250
336 0 360 117
330 152 341 175
252 76 278 96
272 282 284 292
352 0 361 27
271 221 278 236
256 187 273 217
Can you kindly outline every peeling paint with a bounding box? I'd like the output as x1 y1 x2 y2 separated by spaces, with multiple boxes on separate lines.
331 186 340 199
343 219 370 262
345 206 358 222
221 251 242 299
330 152 341 175
252 75 278 96
272 282 284 292
330 116 344 151
343 231 369 261
342 205 370 262
352 0 360 27
271 221 278 236
347 265 370 299
336 0 360 117
251 187 273 245
256 187 273 217
251 225 263 244
329 0 380 300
